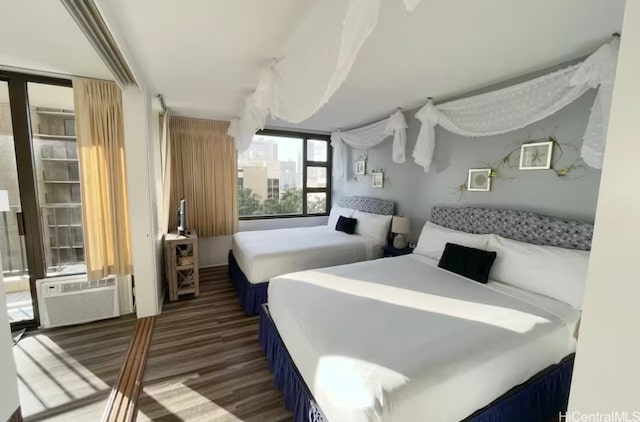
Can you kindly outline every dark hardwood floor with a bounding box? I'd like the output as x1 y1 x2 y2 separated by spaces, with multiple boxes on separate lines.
136 266 292 422
13 266 290 422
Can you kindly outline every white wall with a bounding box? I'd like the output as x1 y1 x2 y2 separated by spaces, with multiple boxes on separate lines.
150 110 165 312
0 263 20 421
199 216 328 267
94 0 165 317
568 2 640 414
122 87 162 318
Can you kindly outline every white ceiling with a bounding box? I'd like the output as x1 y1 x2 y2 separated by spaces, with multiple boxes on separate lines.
95 0 310 120
0 0 626 133
0 0 111 80
98 0 624 132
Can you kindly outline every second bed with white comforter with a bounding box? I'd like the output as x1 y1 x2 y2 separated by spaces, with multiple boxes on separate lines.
268 254 580 422
232 225 382 284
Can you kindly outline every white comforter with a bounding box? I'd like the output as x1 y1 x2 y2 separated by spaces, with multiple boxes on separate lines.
232 225 382 283
268 254 579 422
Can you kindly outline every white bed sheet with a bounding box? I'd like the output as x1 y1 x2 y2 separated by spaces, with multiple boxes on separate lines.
268 254 579 422
232 225 382 284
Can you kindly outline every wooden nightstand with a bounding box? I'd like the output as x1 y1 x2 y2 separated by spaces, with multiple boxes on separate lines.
164 230 199 301
383 245 414 257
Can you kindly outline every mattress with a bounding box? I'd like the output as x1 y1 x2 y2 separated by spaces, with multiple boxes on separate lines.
268 254 580 422
232 225 382 284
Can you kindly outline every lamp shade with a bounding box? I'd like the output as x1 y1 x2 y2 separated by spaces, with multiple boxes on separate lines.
391 216 409 234
0 190 9 212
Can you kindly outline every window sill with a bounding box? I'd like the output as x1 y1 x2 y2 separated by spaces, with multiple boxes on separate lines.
239 213 329 221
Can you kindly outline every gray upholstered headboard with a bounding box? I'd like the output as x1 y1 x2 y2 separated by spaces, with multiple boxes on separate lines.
338 196 395 216
431 207 593 251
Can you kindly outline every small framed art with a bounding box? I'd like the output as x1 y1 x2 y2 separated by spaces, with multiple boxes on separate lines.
519 141 553 170
355 159 367 175
371 171 384 188
467 168 492 192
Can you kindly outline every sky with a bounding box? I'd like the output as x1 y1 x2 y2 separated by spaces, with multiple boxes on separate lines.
255 135 302 162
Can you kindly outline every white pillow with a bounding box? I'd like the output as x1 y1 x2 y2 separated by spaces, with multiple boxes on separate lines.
353 210 392 245
414 222 490 260
327 206 355 229
487 235 590 309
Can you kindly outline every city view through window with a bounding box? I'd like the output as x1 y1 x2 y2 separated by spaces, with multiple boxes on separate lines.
238 134 330 217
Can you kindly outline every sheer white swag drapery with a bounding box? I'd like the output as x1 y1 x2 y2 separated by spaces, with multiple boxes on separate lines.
413 38 620 172
331 110 408 178
228 0 422 153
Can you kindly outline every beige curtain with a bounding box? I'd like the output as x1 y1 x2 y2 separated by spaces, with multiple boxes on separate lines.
168 117 238 237
161 110 172 233
73 78 133 280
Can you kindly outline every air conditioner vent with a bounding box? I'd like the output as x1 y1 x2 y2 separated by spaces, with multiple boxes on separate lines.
60 278 116 293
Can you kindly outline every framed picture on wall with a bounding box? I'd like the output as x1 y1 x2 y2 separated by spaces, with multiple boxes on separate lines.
355 159 367 175
467 168 492 192
372 171 384 188
519 141 553 170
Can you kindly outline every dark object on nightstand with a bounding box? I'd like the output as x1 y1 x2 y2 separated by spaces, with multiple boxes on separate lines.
383 245 414 257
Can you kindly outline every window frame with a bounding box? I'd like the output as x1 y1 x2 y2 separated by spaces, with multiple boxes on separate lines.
238 128 332 220
0 70 74 330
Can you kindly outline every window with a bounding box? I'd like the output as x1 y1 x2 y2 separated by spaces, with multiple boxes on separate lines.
238 130 331 218
1 71 83 328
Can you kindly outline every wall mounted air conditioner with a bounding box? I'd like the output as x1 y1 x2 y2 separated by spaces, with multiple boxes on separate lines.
37 275 123 329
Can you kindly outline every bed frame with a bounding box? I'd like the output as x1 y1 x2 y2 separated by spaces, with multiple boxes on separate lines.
259 206 594 421
228 196 395 315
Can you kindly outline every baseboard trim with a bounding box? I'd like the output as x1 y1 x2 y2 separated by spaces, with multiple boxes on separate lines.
199 263 228 269
102 316 156 422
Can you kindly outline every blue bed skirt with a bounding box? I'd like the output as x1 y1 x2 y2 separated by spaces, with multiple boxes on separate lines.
259 304 574 422
228 250 269 316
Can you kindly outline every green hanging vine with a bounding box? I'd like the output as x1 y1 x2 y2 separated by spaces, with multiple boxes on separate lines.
454 136 586 198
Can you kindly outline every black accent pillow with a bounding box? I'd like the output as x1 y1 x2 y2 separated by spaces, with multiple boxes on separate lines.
335 216 357 234
438 242 497 284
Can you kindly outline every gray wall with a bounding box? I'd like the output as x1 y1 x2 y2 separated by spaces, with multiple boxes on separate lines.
333 90 602 242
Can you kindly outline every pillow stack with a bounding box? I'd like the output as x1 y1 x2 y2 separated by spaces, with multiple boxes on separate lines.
414 222 490 260
353 210 392 245
487 235 589 309
327 206 354 228
412 221 590 309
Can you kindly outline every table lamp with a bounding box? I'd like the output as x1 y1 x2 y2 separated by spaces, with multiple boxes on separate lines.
391 216 409 249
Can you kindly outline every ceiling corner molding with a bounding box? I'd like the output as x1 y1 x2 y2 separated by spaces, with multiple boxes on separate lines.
59 0 137 86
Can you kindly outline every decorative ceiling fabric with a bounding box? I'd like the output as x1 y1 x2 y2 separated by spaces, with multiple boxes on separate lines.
228 0 421 152
413 38 620 172
331 110 408 178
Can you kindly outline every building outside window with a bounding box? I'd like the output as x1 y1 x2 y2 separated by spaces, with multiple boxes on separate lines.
237 131 331 218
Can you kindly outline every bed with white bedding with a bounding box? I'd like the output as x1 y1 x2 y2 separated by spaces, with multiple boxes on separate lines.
232 226 382 284
259 206 594 422
228 196 395 315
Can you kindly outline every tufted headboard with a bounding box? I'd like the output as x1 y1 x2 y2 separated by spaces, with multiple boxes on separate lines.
431 206 594 251
338 196 395 216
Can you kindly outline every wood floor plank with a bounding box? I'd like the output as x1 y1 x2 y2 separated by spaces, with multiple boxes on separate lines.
137 266 292 422
104 316 156 422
